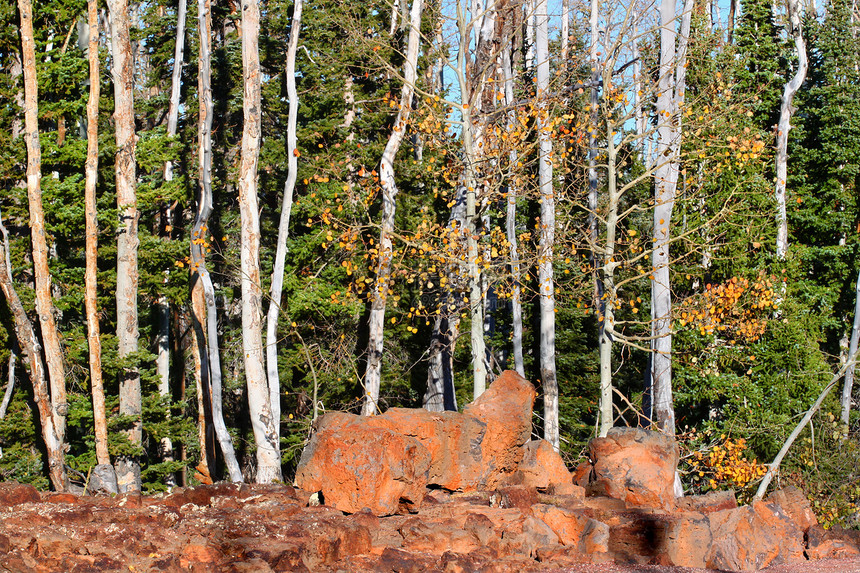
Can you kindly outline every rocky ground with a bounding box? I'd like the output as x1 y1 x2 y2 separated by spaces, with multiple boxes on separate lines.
4 371 858 572
0 481 859 573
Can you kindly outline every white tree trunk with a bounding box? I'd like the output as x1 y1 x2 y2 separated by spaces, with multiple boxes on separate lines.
265 0 302 428
107 0 142 493
0 351 15 420
194 0 243 483
841 269 860 434
240 0 282 483
534 0 558 449
775 0 808 260
502 37 524 377
19 0 68 446
454 1 489 398
364 0 424 415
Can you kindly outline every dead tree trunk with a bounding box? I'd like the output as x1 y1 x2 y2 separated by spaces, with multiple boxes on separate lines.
0 207 67 491
107 0 142 493
85 0 111 472
18 0 68 445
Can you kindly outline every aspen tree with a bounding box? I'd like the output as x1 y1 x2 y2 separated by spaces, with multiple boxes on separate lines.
193 0 243 483
107 0 142 493
363 0 424 415
266 0 302 427
239 0 282 483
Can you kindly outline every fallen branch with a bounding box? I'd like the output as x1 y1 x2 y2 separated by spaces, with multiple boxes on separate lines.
754 353 858 501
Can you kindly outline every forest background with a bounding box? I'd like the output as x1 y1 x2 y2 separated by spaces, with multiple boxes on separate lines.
1 0 859 528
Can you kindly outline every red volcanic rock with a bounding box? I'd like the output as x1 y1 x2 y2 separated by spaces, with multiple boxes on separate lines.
664 511 712 568
706 500 806 571
766 485 818 533
806 525 860 560
294 414 431 515
0 483 40 506
531 503 610 554
463 370 536 488
587 427 679 511
674 489 738 515
368 407 486 491
506 439 579 496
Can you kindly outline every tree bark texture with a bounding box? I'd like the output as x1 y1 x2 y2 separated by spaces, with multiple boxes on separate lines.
194 0 243 483
364 0 423 416
107 0 142 492
85 0 110 467
240 0 282 483
265 0 302 428
841 269 860 433
535 0 558 450
650 0 693 437
18 0 68 444
775 0 808 261
0 208 67 491
501 29 524 377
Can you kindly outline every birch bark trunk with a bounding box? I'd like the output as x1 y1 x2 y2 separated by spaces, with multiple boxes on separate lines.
364 0 424 415
0 207 67 491
840 269 860 435
455 0 488 399
265 0 302 427
535 0 558 449
85 0 111 469
18 0 68 445
501 25 524 377
775 0 807 261
240 0 282 483
194 0 242 482
650 0 693 436
107 0 142 493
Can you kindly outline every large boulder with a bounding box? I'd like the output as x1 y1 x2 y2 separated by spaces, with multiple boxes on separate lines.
586 427 679 511
705 500 806 571
295 371 536 514
294 413 431 515
463 370 537 488
504 439 580 496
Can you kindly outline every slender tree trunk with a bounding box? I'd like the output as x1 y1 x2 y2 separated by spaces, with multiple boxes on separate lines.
0 350 16 420
775 0 807 261
841 269 860 435
156 0 186 484
727 0 736 43
107 0 142 493
194 0 242 482
265 0 301 430
501 32 524 377
0 208 67 491
651 0 693 436
599 110 621 437
18 0 68 446
85 0 111 469
755 354 858 501
240 0 282 483
364 0 424 415
535 0 558 449
454 1 489 399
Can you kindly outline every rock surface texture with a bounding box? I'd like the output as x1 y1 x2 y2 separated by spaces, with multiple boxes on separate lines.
0 370 858 572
